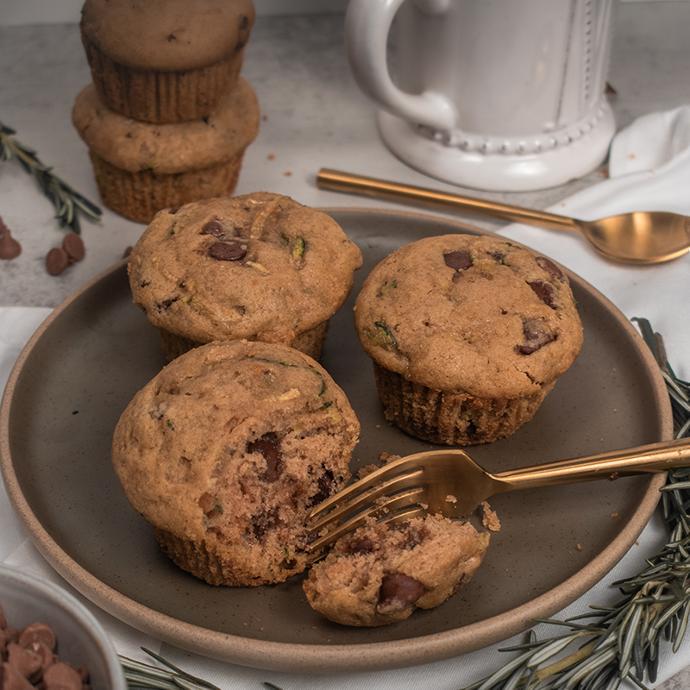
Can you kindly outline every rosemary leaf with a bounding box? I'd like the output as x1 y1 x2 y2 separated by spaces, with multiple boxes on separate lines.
0 119 101 233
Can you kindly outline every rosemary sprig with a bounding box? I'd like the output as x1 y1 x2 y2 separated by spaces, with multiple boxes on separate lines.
0 120 101 233
120 648 222 690
464 317 690 690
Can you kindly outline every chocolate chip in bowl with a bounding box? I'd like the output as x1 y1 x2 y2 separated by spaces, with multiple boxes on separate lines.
0 566 125 690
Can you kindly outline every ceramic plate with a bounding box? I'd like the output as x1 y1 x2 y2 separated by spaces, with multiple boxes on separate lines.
0 208 672 672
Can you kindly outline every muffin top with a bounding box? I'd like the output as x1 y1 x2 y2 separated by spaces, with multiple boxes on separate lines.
112 340 360 544
355 234 583 398
72 78 258 173
81 0 255 70
129 193 363 344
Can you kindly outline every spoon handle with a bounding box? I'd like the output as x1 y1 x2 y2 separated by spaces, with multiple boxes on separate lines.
492 437 690 491
317 168 578 232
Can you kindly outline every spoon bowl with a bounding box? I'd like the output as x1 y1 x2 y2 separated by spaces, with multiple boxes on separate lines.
580 211 690 264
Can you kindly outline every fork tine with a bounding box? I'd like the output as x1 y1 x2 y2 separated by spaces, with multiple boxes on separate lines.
306 490 427 553
307 468 424 534
307 453 433 523
379 505 427 527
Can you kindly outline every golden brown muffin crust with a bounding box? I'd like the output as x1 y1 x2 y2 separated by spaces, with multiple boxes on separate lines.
112 340 360 585
128 193 363 345
355 235 583 399
72 78 259 173
81 0 255 70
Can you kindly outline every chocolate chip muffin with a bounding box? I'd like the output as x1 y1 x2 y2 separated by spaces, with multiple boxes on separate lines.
303 514 490 626
128 192 363 360
354 235 583 445
72 78 259 223
112 340 360 586
80 0 255 123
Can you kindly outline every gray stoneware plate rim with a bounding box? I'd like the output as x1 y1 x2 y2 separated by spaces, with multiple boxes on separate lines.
0 207 672 674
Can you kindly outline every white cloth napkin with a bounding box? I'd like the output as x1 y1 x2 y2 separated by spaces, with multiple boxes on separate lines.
2 108 690 689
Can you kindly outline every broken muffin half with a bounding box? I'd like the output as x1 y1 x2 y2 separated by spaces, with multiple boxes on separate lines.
303 513 490 626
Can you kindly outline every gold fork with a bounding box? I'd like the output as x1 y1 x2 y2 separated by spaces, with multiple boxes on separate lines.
305 438 690 553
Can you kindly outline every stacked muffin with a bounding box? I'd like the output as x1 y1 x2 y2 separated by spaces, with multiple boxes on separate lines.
73 0 259 223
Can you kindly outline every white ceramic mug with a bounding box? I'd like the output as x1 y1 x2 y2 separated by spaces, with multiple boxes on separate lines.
345 0 616 191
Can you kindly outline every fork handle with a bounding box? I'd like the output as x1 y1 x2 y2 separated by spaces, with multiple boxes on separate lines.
492 437 690 491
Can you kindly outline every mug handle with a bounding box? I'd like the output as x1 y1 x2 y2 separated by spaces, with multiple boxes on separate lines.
345 0 457 131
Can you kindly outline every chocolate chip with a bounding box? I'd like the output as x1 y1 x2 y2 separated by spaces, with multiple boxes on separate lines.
26 642 53 671
156 296 179 311
516 318 557 354
402 526 427 549
345 537 374 554
166 33 176 41
281 558 297 569
7 643 41 681
19 624 55 652
443 250 473 271
527 280 557 309
43 662 82 690
1 662 33 690
201 219 225 237
62 232 85 262
0 230 21 260
0 630 9 654
536 256 564 281
488 250 506 264
198 492 218 515
250 507 279 541
308 468 335 506
45 247 69 276
247 433 283 482
208 240 247 261
466 419 478 438
377 573 425 611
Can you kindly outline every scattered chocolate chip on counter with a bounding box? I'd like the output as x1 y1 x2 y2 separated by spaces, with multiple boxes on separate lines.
62 233 85 263
46 233 86 276
45 248 70 276
0 217 22 261
0 604 90 689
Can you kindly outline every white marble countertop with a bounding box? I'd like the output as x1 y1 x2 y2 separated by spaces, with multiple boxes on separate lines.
1 3 689 308
1 3 689 688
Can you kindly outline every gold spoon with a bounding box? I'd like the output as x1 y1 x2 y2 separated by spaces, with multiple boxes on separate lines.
317 168 690 265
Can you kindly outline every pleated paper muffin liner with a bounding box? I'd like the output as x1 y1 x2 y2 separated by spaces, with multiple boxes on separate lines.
374 363 554 446
83 39 244 124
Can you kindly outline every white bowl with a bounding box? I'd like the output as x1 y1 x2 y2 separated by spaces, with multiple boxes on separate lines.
0 565 126 689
